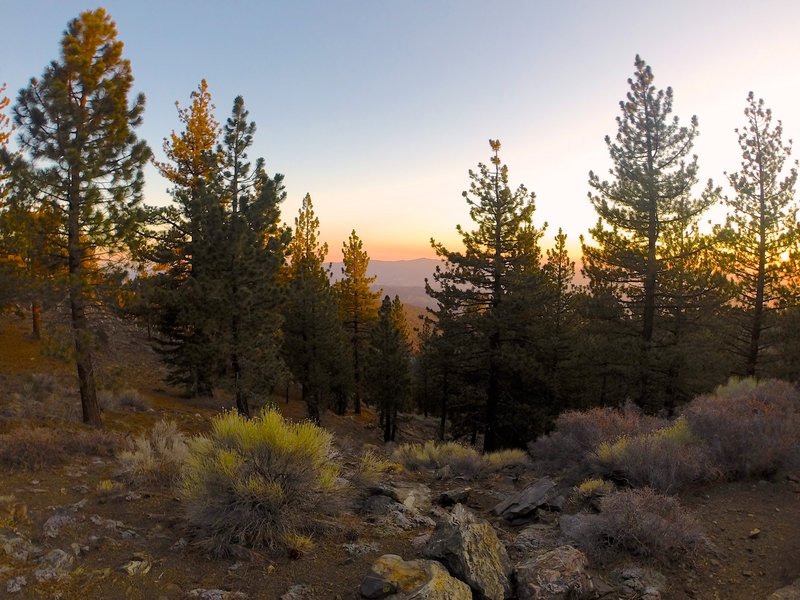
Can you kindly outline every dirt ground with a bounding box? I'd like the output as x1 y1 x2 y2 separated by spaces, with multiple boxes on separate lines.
1 313 799 599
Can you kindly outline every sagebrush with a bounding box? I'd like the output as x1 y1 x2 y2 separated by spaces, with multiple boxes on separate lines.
179 408 341 557
118 420 188 485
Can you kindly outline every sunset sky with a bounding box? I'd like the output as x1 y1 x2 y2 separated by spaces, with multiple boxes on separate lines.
2 1 800 260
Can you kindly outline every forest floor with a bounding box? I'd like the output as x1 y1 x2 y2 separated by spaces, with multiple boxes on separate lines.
0 312 799 599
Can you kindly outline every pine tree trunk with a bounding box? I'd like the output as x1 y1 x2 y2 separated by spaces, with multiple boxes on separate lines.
747 182 769 377
67 188 102 428
31 302 41 340
439 370 448 441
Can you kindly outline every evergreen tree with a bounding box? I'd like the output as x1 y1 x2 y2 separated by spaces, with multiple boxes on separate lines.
368 295 412 442
428 139 546 451
334 229 380 414
582 55 717 411
542 228 577 392
283 194 349 424
721 93 798 376
151 80 222 396
8 9 150 427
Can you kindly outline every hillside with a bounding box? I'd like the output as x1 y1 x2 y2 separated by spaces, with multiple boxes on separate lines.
0 312 799 599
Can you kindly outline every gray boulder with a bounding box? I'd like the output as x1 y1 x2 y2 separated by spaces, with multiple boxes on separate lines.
423 504 512 600
493 478 558 524
515 545 594 600
361 554 472 600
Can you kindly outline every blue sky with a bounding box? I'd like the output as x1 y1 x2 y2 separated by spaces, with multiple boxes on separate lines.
2 1 800 259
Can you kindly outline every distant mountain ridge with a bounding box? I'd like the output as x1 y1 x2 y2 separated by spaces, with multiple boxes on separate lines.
329 258 439 309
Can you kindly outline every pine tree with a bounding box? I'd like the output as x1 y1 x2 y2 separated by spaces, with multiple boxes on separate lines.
722 93 798 376
334 230 380 414
0 83 10 192
367 295 412 442
582 55 717 410
8 9 150 427
428 139 546 451
283 194 349 424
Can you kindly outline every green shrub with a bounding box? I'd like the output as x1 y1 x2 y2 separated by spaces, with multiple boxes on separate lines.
354 448 401 487
685 379 800 478
118 420 188 485
484 448 531 472
179 408 341 557
572 488 707 562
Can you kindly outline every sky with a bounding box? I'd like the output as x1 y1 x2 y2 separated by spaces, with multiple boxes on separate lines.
2 1 800 261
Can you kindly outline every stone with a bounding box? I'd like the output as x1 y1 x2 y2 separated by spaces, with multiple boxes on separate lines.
6 576 27 594
437 487 472 507
768 578 800 600
281 585 314 600
119 552 153 575
186 590 249 600
1 533 43 561
39 548 74 571
361 554 472 600
493 478 557 523
423 504 512 600
509 524 557 555
384 482 432 511
345 542 379 557
43 512 76 538
618 567 666 598
515 545 594 600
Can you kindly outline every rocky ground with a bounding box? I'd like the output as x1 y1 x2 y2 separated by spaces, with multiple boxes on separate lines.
1 314 799 600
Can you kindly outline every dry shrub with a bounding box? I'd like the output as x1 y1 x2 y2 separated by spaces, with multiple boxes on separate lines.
392 441 484 478
530 402 667 471
592 419 717 492
179 408 341 557
685 378 800 478
574 477 615 499
118 420 188 485
0 425 126 470
98 388 148 412
484 448 531 472
574 488 707 562
3 373 82 422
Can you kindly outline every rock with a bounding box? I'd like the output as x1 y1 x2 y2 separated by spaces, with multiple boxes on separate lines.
39 548 74 571
361 554 472 600
423 504 512 600
437 487 472 507
618 567 666 598
748 528 761 539
119 552 153 575
186 590 249 600
171 537 188 551
509 524 557 555
493 478 557 523
281 585 314 600
6 576 27 594
384 482 432 511
43 512 76 538
411 533 431 551
1 533 43 561
768 578 800 600
515 545 594 600
345 542 379 557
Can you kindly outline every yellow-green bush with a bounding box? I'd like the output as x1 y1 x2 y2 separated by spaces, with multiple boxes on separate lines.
484 448 531 471
575 477 615 499
179 408 341 557
392 441 484 477
118 420 189 486
355 448 401 487
592 418 715 492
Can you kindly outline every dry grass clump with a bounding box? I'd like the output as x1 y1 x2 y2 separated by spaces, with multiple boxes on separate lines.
484 448 531 472
117 420 188 486
179 408 341 557
574 488 708 562
685 378 800 478
574 477 615 500
392 441 484 478
354 448 401 487
98 388 148 412
592 419 716 493
2 373 81 422
0 425 127 470
529 402 667 471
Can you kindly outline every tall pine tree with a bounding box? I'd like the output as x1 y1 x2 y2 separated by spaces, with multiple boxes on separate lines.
722 93 798 376
582 55 717 411
428 139 546 451
8 9 150 426
334 230 380 414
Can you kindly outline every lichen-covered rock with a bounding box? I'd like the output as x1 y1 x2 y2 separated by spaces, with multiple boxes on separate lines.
186 589 249 600
361 554 472 600
423 504 512 600
515 545 593 600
